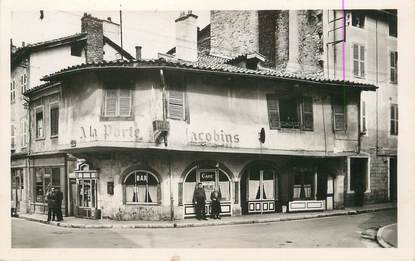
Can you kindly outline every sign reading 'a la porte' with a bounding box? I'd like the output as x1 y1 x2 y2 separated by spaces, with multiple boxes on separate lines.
79 124 143 142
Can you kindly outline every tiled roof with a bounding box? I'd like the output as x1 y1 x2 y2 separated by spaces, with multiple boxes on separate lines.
41 54 377 91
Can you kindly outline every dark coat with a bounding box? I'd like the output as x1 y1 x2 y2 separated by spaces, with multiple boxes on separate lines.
46 191 56 208
193 187 206 203
55 191 63 205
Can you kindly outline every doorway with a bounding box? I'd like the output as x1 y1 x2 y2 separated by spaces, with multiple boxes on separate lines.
349 158 368 206
240 163 277 215
389 157 397 201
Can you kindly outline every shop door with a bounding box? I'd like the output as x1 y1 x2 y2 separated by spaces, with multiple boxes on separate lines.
76 178 98 218
244 167 276 214
69 179 77 216
389 158 397 201
11 169 23 211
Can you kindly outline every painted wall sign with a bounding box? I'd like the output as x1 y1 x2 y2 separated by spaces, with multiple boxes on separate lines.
189 129 240 147
200 171 215 182
79 124 143 142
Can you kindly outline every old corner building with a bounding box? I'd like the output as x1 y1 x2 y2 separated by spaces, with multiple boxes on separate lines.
11 10 397 221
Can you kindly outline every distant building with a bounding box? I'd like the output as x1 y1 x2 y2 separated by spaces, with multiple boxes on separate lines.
28 11 376 221
10 13 134 216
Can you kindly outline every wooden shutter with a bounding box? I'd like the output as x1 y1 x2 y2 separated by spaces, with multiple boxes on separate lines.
50 106 59 136
390 104 398 135
105 89 118 116
266 94 280 129
301 96 313 131
360 46 365 77
390 52 397 83
168 81 185 120
119 89 131 116
333 96 346 131
353 44 359 76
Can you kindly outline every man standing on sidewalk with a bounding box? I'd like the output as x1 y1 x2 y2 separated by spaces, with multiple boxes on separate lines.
46 187 56 222
193 183 207 220
54 187 64 221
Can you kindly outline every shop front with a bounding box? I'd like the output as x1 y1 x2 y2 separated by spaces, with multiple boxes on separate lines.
182 161 233 218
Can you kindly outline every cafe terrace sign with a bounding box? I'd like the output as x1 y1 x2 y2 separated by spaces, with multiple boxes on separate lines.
78 124 143 142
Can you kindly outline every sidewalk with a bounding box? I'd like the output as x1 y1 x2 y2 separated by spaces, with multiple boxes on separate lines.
17 202 396 229
377 223 397 248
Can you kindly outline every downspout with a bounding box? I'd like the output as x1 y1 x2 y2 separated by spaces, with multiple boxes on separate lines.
160 69 174 221
357 92 361 154
375 14 379 154
23 95 32 213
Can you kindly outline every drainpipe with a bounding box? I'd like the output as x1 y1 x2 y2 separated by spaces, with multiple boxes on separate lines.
23 95 32 213
375 14 379 154
160 69 174 221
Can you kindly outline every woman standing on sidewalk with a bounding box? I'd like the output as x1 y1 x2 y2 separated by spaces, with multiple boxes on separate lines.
210 187 221 219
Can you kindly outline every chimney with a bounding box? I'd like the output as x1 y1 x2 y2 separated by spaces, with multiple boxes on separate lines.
10 39 16 53
22 41 25 47
175 11 198 61
135 46 142 60
81 13 104 63
286 10 302 73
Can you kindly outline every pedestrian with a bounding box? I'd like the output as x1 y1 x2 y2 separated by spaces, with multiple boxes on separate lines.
46 187 56 222
193 182 207 220
54 187 64 221
210 187 222 219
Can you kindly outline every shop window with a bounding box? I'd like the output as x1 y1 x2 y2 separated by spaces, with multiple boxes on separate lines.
390 103 398 136
103 88 132 118
21 119 28 147
351 12 365 28
34 167 61 203
124 171 159 204
50 103 59 137
293 172 314 200
390 51 398 84
353 43 365 78
248 168 275 201
11 169 24 202
333 95 347 131
266 94 314 130
35 107 44 138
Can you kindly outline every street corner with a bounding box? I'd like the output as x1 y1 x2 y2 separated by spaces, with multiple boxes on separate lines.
377 223 397 248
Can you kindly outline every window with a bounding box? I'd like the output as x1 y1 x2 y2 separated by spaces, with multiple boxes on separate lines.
71 43 83 57
103 88 132 117
50 104 59 137
35 107 44 138
388 16 397 37
11 81 16 102
390 103 398 135
248 168 275 201
11 125 16 149
390 51 398 84
333 95 347 131
34 167 61 203
168 85 185 120
351 12 365 28
21 119 28 147
361 101 367 134
21 74 28 93
353 44 365 78
266 94 313 130
124 171 159 204
293 171 314 200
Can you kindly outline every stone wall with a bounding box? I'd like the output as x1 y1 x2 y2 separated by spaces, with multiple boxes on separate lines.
275 10 289 70
258 10 278 67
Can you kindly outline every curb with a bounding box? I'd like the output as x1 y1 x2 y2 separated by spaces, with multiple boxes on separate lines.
16 206 394 230
376 223 397 248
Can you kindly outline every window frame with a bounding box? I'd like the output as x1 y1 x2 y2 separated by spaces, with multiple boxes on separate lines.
351 11 365 29
390 51 398 84
352 43 366 79
34 105 45 139
390 103 398 136
266 93 314 131
49 102 59 138
333 94 348 131
388 15 397 38
292 171 315 200
123 170 160 205
101 87 134 121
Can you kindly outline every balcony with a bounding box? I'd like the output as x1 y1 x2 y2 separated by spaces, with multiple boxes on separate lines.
153 120 169 144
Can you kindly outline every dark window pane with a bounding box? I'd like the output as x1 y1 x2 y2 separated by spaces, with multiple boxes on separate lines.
266 94 280 129
185 169 196 182
50 106 59 136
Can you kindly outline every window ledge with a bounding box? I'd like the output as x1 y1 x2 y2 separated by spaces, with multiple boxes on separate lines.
35 137 46 141
125 202 160 206
100 115 134 121
50 135 58 139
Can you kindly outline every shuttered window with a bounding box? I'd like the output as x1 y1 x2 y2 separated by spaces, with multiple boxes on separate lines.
21 119 28 147
390 51 398 84
11 125 15 149
333 95 347 131
361 100 367 134
390 104 398 136
104 89 132 117
353 44 365 78
302 97 313 130
168 85 185 120
50 105 59 137
266 94 280 129
35 107 44 138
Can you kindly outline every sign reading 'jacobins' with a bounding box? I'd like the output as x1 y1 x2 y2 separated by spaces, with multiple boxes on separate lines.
189 129 240 147
79 125 143 142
